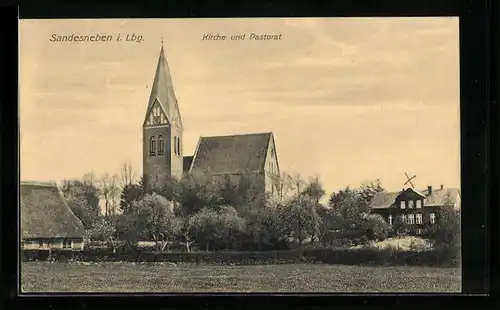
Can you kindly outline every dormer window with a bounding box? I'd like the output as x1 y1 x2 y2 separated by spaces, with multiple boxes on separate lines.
400 201 406 209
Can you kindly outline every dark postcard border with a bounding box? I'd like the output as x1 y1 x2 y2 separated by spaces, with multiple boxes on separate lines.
2 0 491 308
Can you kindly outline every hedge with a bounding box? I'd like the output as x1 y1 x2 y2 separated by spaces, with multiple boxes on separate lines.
21 246 459 267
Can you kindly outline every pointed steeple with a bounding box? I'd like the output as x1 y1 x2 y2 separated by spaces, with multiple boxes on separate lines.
145 41 182 129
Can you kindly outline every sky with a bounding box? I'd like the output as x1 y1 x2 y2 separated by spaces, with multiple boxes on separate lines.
20 17 460 198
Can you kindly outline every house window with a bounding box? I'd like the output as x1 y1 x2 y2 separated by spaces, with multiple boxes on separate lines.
149 136 156 155
38 240 43 248
408 214 415 224
416 213 423 224
63 239 73 249
158 135 164 155
388 214 393 226
401 214 407 223
400 201 406 209
430 213 436 225
416 200 422 208
423 198 427 205
408 201 414 208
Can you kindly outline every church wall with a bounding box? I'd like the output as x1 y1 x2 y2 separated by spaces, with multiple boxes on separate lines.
143 126 172 187
264 135 280 195
170 126 183 181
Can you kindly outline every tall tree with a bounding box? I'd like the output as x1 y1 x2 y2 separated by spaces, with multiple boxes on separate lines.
290 173 306 197
99 173 120 217
120 183 144 214
120 160 135 187
302 175 326 204
282 196 321 246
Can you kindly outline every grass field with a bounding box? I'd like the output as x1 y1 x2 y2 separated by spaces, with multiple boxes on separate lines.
21 262 461 293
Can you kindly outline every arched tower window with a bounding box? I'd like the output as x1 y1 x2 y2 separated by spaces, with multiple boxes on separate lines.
177 136 181 156
149 136 156 156
158 135 164 155
174 136 177 155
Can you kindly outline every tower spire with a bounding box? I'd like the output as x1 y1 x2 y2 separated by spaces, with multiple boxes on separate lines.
144 40 183 129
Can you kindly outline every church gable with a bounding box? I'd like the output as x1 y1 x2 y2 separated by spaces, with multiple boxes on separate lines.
190 132 272 174
144 100 169 127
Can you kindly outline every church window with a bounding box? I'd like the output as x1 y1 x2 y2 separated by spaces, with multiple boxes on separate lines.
177 137 181 156
158 135 164 155
149 136 156 155
174 136 177 155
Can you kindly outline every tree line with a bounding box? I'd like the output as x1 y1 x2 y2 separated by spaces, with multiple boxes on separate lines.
60 162 459 253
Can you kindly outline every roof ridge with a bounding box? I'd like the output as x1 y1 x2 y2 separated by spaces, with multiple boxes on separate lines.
200 132 272 139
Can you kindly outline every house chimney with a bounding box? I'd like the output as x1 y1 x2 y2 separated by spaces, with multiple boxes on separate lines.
427 185 432 195
440 184 444 190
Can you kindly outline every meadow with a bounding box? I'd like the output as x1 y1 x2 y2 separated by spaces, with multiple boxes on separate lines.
21 262 461 293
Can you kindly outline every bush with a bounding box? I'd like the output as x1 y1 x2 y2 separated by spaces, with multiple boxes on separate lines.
21 246 459 268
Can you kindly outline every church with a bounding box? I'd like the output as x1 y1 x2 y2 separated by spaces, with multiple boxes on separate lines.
142 43 280 195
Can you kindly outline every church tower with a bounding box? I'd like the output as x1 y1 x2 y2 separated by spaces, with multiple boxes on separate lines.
143 42 184 187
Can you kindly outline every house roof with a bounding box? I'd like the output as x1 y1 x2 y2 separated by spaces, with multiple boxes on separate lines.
189 132 272 174
369 187 461 209
145 45 182 129
21 181 85 239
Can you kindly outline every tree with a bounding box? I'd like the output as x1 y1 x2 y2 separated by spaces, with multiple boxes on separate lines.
87 217 119 252
189 207 220 251
176 171 221 215
99 173 120 217
120 160 135 187
61 178 100 229
359 179 385 208
217 171 261 215
270 171 292 199
432 195 460 248
282 196 321 246
302 175 326 204
189 206 246 251
328 186 369 241
217 205 247 250
246 204 286 250
119 183 144 214
117 193 177 251
178 216 196 252
290 173 306 197
360 213 390 241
